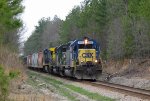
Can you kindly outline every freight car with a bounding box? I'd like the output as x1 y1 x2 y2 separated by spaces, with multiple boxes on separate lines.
26 37 102 80
27 49 52 71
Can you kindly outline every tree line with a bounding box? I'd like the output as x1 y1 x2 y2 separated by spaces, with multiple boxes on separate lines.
24 16 62 55
24 0 150 60
0 0 24 100
0 0 24 51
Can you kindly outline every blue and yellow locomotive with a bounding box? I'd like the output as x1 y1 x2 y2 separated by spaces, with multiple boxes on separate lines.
26 37 102 80
53 37 102 80
71 37 102 79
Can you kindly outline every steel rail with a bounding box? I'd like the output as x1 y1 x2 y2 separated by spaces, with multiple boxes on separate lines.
28 69 150 99
82 81 150 100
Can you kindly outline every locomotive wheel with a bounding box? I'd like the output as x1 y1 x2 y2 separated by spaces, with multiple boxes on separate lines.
43 66 48 73
50 66 53 74
59 67 64 76
47 66 51 74
62 67 65 76
71 67 75 78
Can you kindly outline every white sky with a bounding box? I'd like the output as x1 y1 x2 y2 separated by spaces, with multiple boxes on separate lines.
21 0 83 41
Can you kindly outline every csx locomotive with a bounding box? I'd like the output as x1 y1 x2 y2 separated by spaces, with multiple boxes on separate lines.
26 37 102 80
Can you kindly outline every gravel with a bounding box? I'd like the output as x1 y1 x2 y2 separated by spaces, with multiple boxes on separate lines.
9 80 69 101
109 77 150 90
22 70 150 101
71 82 149 101
53 75 150 101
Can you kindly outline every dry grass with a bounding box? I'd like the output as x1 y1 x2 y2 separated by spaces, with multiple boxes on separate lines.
0 45 27 100
9 94 53 101
104 59 150 78
0 46 24 73
0 45 26 75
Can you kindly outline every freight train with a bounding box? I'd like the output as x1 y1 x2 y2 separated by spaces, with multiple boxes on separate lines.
25 37 102 80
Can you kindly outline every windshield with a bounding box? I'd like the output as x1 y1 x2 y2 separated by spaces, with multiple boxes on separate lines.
78 44 93 49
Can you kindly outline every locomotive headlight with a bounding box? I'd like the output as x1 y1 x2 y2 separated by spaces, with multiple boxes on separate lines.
95 60 98 63
84 39 88 45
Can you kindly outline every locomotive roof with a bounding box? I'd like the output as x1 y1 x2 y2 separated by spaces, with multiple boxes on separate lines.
57 43 70 50
70 38 98 47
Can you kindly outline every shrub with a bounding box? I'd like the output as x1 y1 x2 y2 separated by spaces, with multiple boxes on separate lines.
0 46 26 101
0 65 10 101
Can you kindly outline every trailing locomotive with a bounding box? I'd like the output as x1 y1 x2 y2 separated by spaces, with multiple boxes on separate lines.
26 37 102 80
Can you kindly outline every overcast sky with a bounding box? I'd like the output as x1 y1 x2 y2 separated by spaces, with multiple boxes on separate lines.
21 0 83 41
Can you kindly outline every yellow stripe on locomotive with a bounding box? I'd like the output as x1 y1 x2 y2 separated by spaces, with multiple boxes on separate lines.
49 47 56 61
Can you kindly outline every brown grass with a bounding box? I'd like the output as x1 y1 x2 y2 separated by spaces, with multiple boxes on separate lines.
104 59 150 78
9 94 53 101
0 46 23 72
0 45 27 100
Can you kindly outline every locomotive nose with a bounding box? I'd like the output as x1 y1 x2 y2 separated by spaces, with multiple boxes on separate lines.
81 61 95 75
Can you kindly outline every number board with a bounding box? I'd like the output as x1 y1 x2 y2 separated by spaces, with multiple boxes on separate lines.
78 41 93 44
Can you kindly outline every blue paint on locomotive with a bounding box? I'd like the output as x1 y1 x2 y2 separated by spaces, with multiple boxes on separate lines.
70 38 100 60
43 49 51 64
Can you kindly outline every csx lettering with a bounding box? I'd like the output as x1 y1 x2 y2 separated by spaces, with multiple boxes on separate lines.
82 53 93 58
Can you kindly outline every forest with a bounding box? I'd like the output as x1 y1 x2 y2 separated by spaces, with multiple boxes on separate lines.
0 0 24 51
24 0 150 60
0 0 150 100
0 0 24 100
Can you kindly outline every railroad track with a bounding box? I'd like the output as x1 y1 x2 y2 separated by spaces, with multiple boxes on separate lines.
82 81 150 100
28 69 150 100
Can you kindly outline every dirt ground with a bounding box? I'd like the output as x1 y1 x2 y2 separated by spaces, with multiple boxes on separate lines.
26 71 150 101
9 83 68 101
101 59 150 90
9 75 68 101
8 59 150 101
